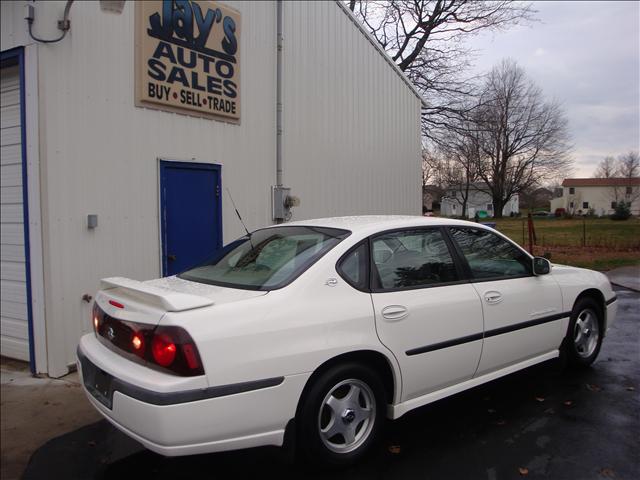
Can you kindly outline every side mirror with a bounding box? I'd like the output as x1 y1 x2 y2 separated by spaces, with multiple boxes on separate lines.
533 257 551 275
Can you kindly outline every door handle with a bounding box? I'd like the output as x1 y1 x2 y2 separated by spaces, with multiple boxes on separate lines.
382 305 409 321
167 254 177 262
484 291 503 304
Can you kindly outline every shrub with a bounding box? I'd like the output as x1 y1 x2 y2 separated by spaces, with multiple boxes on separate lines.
611 201 631 221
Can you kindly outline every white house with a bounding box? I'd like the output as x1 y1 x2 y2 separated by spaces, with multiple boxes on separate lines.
440 184 519 218
550 178 640 216
0 1 422 377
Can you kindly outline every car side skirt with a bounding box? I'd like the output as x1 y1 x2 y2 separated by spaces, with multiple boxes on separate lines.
389 350 559 419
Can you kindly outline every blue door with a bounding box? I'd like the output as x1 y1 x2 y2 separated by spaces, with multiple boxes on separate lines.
160 161 222 276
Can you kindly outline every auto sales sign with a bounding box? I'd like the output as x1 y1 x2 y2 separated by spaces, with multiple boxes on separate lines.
135 1 241 122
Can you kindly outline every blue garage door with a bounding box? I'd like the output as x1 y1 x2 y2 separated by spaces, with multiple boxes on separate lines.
160 161 222 276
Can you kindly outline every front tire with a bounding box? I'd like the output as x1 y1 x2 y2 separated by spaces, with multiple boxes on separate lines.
297 363 386 467
564 297 603 368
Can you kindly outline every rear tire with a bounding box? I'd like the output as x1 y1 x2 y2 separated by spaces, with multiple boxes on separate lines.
563 297 603 368
297 363 386 467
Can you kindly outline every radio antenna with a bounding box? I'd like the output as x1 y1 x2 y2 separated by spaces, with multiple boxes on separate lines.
225 188 251 237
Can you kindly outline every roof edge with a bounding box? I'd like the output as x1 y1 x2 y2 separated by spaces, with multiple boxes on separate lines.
334 1 426 105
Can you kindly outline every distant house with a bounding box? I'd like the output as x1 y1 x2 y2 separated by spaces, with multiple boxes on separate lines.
440 183 519 218
550 178 640 216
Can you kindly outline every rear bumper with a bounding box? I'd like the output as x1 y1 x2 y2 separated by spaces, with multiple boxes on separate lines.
77 334 310 456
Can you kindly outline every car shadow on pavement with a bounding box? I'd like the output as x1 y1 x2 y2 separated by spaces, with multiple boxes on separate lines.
23 363 639 480
23 288 640 480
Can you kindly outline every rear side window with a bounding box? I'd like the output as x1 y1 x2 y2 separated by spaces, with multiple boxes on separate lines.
371 229 458 290
449 227 531 279
337 243 369 291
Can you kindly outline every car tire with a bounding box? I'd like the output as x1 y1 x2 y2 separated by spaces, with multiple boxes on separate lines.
563 297 604 368
297 362 386 467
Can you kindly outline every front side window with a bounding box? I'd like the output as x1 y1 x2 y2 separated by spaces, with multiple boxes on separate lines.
611 201 617 209
569 187 575 194
371 229 458 290
449 227 531 280
583 201 589 209
180 226 349 290
626 186 633 195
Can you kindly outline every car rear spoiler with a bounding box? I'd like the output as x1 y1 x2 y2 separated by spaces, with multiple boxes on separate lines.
100 277 214 312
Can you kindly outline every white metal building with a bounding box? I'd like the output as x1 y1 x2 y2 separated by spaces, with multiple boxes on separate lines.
0 1 422 377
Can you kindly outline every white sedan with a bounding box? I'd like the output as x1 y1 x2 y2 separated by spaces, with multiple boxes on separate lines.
77 216 617 466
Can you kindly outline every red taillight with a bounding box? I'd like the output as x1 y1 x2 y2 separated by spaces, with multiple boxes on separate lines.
93 303 203 376
152 333 177 367
182 343 200 370
92 302 103 333
109 300 124 309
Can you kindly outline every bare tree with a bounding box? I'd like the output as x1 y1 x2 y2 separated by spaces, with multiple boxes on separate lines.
472 60 572 218
348 1 535 142
617 151 640 178
421 147 447 188
439 116 481 217
593 156 618 178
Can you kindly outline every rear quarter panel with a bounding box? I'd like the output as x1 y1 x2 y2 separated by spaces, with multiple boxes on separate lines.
160 246 401 399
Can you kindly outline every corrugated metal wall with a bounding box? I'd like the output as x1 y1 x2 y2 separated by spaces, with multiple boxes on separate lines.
282 1 422 219
17 0 278 375
1 1 421 376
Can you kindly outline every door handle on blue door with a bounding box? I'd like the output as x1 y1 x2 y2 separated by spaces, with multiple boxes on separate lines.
382 305 409 321
168 254 177 262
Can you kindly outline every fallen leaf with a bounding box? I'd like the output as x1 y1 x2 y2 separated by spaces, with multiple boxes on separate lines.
518 467 529 476
495 419 506 426
563 400 573 407
388 445 401 454
535 396 545 402
586 384 602 392
599 467 616 478
626 386 635 392
487 408 497 414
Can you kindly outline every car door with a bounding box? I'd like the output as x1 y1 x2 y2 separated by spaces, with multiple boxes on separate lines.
447 227 563 376
369 228 484 402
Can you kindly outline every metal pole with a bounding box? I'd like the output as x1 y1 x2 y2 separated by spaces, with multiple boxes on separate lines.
276 0 283 189
527 213 534 255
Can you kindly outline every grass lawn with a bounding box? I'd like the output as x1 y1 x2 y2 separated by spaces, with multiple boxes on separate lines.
489 216 640 271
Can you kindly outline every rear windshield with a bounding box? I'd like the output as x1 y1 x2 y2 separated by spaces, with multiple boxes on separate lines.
179 226 350 290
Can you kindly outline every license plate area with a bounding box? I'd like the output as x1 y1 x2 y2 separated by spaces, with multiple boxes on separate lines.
80 353 114 409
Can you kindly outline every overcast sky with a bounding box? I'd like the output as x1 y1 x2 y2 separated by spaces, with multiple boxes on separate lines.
470 1 640 178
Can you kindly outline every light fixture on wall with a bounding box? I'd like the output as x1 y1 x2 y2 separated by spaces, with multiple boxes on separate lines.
25 0 125 44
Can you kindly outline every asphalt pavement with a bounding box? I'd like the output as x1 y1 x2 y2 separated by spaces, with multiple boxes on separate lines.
23 286 639 480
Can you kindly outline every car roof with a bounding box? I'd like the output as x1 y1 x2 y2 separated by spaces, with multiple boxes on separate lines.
283 215 486 235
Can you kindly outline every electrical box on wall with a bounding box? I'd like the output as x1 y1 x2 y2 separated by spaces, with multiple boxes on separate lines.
272 186 290 221
272 186 300 221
